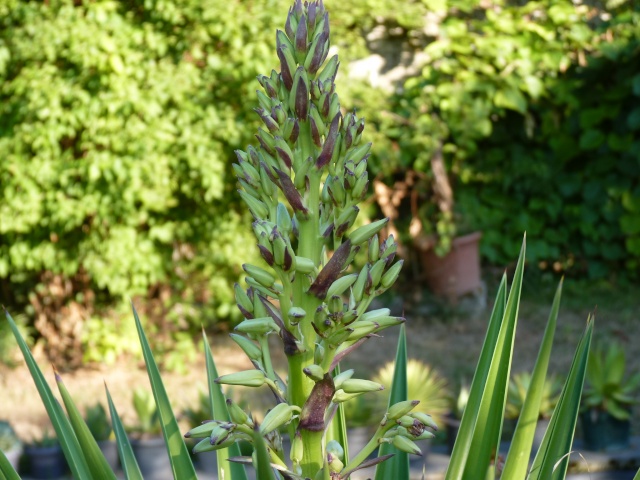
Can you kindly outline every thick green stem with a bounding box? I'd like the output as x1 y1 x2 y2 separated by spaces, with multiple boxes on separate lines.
289 119 325 477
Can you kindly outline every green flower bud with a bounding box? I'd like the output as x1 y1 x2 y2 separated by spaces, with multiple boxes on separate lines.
259 403 300 435
380 260 404 289
369 258 386 288
325 273 358 299
351 171 369 199
275 136 294 170
326 439 344 462
360 308 390 321
386 400 420 421
303 364 325 382
332 389 364 403
256 90 273 112
234 283 254 316
243 264 276 288
277 43 296 91
256 128 276 155
216 369 267 388
185 420 220 439
349 218 389 245
235 317 279 336
291 431 304 465
340 378 384 394
239 190 269 219
412 430 436 440
295 255 316 274
392 435 422 456
314 343 325 364
317 54 339 85
227 398 252 427
276 203 292 235
327 452 344 473
368 235 380 263
328 294 343 314
294 155 313 189
193 436 235 453
229 333 262 362
346 320 378 341
332 368 354 389
288 306 306 325
351 264 370 302
410 411 438 431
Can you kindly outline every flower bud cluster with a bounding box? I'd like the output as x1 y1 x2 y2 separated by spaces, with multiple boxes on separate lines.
190 1 438 476
379 404 439 456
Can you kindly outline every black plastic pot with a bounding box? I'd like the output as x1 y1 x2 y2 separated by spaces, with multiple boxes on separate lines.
24 444 67 479
130 436 172 479
581 409 631 451
98 439 119 471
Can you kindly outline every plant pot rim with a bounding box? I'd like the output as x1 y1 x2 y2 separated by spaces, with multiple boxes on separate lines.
413 230 482 252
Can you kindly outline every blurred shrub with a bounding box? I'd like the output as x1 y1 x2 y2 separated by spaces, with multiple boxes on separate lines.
385 0 640 277
0 0 285 365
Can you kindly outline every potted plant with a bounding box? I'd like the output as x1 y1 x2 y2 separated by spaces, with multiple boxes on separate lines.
128 388 171 477
85 402 118 471
373 150 483 300
23 429 67 479
504 372 561 448
581 341 640 451
0 421 22 471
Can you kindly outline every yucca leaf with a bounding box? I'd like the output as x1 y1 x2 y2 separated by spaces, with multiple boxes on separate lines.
253 425 277 480
446 236 525 480
132 304 197 478
529 315 594 480
105 385 143 480
55 373 117 479
374 324 409 480
203 330 248 480
501 279 563 479
633 467 640 480
4 309 93 479
0 448 20 480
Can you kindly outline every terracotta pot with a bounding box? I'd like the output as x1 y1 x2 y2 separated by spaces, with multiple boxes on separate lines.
415 231 483 298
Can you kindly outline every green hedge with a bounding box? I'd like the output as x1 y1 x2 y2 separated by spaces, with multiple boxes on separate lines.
389 0 640 277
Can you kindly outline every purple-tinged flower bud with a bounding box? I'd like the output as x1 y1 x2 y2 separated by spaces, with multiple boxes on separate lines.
255 108 279 133
277 44 296 90
316 112 341 169
309 114 322 148
285 8 297 41
308 2 318 32
292 67 310 119
293 0 304 20
295 14 308 58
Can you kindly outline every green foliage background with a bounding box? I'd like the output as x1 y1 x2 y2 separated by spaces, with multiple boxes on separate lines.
0 0 638 366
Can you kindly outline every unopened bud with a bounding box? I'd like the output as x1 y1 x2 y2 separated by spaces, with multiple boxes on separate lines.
235 317 279 336
229 333 262 362
325 274 358 299
216 370 267 388
303 364 325 382
333 369 354 390
349 218 389 245
386 400 420 421
243 264 276 288
340 379 384 394
260 403 300 435
227 398 252 427
380 260 404 288
392 435 422 456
